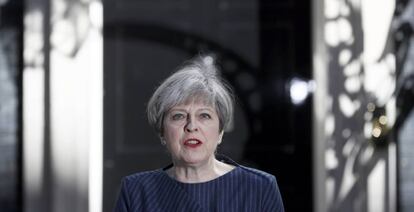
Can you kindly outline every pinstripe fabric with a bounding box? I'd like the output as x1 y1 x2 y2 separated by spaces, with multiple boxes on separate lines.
113 156 284 212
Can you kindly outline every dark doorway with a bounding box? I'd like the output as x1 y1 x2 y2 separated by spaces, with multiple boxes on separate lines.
103 0 312 211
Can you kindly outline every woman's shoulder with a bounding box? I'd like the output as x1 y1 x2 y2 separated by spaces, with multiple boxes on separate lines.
218 154 278 184
237 165 278 184
122 169 164 185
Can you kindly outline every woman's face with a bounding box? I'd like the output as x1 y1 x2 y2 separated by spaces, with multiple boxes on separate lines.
162 100 223 167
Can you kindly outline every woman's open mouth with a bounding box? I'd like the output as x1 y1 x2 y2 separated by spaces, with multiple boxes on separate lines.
183 138 202 148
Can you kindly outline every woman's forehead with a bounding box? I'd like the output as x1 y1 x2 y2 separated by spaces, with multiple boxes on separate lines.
178 94 214 106
171 101 214 110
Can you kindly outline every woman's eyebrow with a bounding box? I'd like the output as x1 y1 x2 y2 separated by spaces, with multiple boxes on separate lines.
197 107 215 112
168 108 187 113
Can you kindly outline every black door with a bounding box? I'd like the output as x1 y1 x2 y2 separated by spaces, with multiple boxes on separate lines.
103 1 312 211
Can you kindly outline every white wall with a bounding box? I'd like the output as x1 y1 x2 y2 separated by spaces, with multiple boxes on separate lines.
23 0 103 211
313 0 397 211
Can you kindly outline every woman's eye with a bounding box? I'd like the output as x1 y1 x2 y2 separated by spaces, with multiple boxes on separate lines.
200 113 211 119
172 113 185 120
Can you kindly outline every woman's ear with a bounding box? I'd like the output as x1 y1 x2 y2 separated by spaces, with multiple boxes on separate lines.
218 131 224 144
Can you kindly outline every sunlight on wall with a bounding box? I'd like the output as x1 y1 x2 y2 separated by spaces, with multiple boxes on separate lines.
314 0 397 211
362 0 396 106
23 5 46 211
368 159 385 212
49 0 103 211
88 2 103 212
23 0 103 211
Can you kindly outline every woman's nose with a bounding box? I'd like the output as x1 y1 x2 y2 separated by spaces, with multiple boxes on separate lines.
185 117 198 132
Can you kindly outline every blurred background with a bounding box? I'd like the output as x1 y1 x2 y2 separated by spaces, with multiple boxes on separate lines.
0 0 413 211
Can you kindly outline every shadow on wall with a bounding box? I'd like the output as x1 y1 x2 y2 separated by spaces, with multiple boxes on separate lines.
394 0 414 211
0 0 23 211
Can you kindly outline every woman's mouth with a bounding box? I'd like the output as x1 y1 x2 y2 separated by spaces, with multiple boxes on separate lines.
184 139 202 148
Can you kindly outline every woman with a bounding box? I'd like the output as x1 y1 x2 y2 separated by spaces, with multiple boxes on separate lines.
114 55 285 212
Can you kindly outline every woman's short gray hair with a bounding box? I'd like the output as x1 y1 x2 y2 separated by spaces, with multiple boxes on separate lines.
147 55 234 135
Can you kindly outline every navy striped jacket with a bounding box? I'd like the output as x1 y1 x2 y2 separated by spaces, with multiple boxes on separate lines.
114 157 284 212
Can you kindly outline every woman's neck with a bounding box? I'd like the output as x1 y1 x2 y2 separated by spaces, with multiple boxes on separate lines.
167 158 235 183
